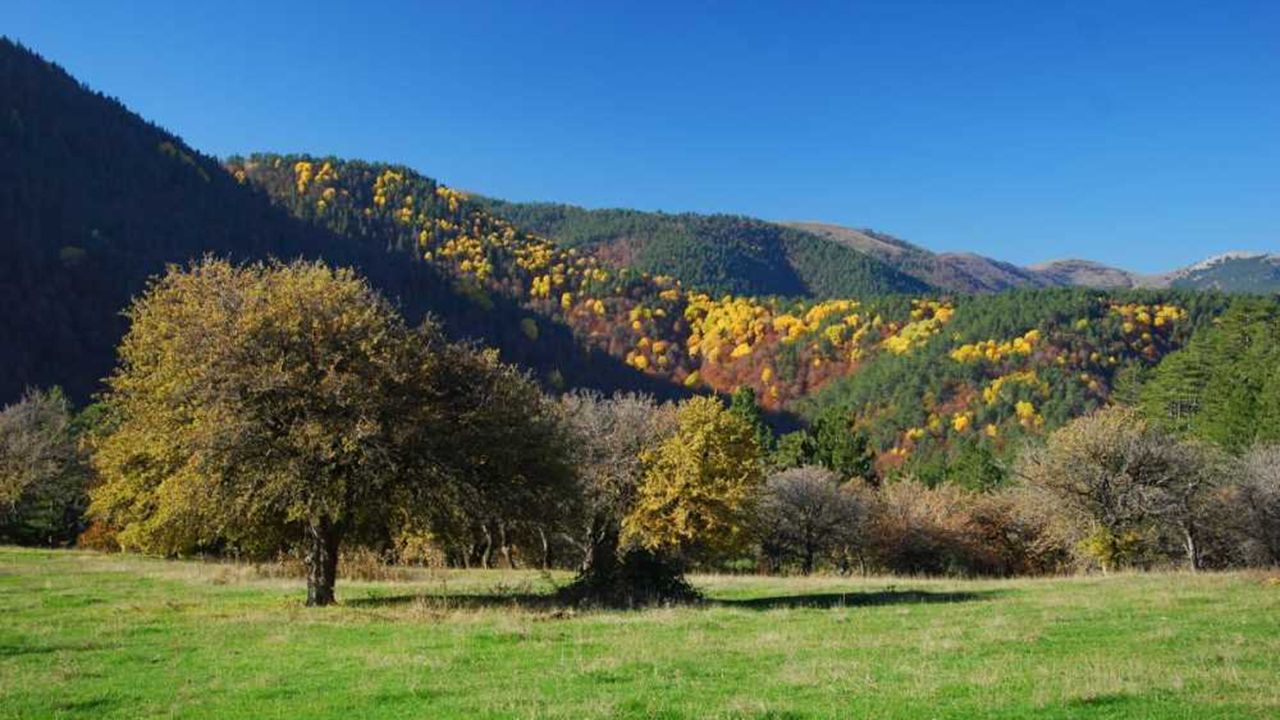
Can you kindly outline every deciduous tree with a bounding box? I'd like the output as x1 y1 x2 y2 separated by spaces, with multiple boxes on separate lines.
623 396 765 562
0 388 88 545
757 466 864 574
1018 406 1227 571
90 258 570 605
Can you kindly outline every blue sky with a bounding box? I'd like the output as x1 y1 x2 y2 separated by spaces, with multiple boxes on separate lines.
3 1 1277 272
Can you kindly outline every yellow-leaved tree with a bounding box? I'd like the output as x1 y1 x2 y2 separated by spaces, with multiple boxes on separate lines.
623 395 765 562
89 258 574 606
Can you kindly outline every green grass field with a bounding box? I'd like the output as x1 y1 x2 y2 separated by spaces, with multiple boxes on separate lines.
1 548 1278 719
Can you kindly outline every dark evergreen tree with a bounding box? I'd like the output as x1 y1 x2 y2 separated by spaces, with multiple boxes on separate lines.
811 407 875 482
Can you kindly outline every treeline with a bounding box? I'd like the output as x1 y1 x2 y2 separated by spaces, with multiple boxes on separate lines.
3 261 1278 607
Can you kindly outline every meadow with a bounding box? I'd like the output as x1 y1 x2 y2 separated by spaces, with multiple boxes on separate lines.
2 549 1278 719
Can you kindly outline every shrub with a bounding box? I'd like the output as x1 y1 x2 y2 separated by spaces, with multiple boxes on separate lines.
0 388 89 546
864 480 988 575
76 520 120 552
1240 446 1280 566
757 466 866 574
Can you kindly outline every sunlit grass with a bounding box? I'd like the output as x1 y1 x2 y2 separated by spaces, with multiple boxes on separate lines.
1 547 1277 718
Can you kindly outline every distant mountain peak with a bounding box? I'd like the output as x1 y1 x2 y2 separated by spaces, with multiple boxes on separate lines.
1179 250 1273 273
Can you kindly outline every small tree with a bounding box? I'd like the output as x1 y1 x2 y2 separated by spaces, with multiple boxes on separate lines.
771 429 817 471
758 466 864 574
811 407 875 482
90 259 571 606
1019 406 1226 571
0 388 89 545
729 386 774 455
1241 445 1280 565
623 396 765 564
557 391 679 604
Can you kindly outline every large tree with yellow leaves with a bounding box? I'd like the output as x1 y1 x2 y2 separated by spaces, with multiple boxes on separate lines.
90 258 573 606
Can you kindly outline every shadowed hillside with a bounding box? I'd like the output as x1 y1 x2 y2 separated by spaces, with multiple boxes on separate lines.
0 39 675 404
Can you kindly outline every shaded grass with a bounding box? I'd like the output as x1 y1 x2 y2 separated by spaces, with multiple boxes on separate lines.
1 548 1278 718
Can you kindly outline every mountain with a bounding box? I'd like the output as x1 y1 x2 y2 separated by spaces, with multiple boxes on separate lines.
1027 259 1145 289
792 222 1278 295
476 201 932 298
787 222 1050 293
0 39 668 404
237 156 1240 477
1028 253 1280 293
233 155 953 409
1166 252 1280 293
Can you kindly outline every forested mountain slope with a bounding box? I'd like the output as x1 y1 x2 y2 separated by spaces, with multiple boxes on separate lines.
1139 296 1280 452
476 200 932 298
238 155 1238 475
804 289 1229 477
0 39 668 404
235 155 956 409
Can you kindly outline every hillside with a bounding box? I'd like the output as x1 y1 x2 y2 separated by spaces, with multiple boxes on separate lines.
476 200 932 298
0 39 666 404
788 223 1051 294
804 289 1228 476
1026 259 1144 289
233 155 954 409
237 156 1236 475
1168 252 1280 293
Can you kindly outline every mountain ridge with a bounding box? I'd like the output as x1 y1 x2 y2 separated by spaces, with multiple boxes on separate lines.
792 222 1277 294
477 200 1275 296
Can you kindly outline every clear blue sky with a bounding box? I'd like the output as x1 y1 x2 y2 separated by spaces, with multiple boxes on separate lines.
4 1 1277 272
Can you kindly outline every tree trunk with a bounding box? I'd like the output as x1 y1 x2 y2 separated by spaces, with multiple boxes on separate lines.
481 525 494 569
561 521 697 607
1184 527 1199 572
304 519 340 607
498 522 515 569
581 519 620 577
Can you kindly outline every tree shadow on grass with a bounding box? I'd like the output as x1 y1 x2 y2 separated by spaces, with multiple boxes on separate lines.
345 588 998 611
0 641 116 658
710 589 1000 610
345 592 559 610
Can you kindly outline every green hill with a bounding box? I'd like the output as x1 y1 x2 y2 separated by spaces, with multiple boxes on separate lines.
477 200 933 298
226 156 1244 475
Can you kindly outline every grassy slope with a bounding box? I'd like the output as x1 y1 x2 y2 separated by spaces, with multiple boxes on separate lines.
1 549 1278 719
